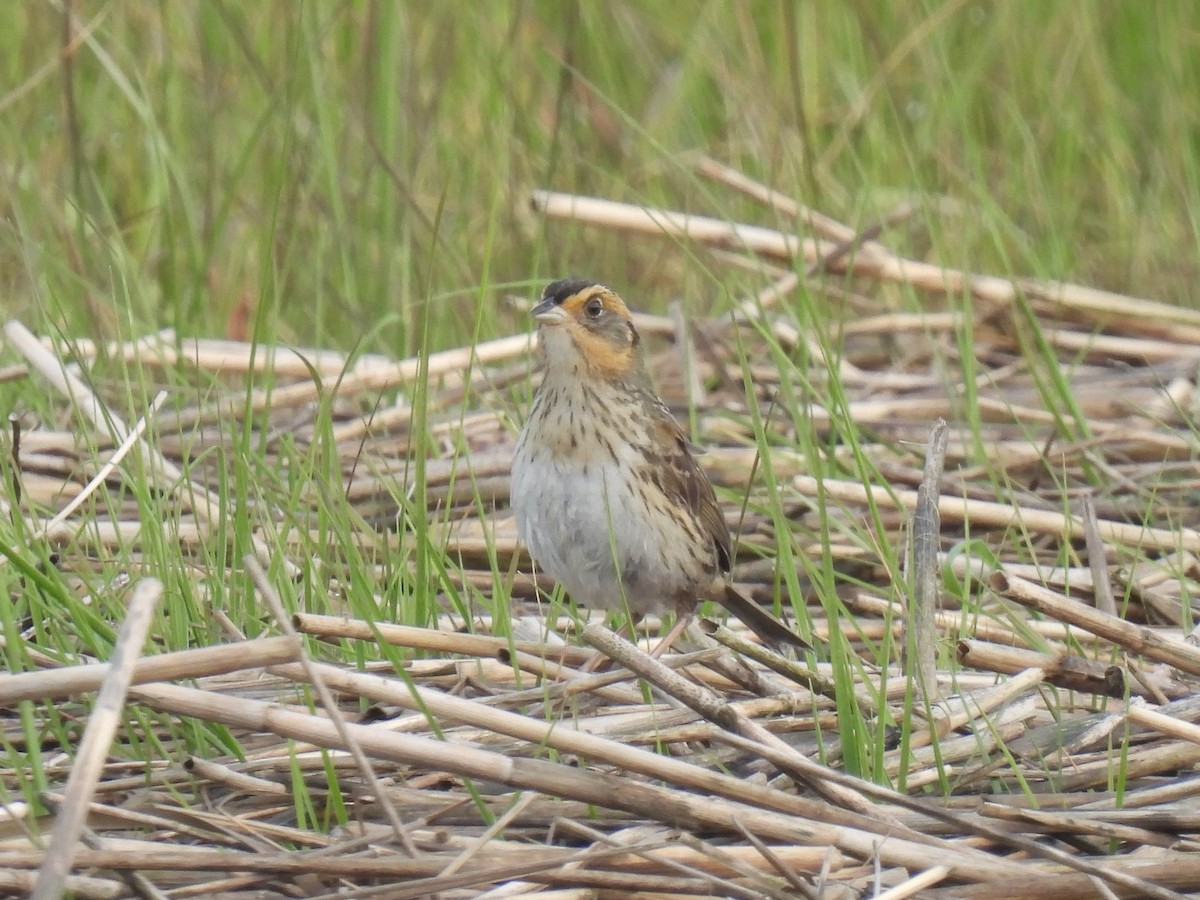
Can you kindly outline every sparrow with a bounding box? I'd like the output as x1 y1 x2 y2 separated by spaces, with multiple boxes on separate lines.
510 277 806 653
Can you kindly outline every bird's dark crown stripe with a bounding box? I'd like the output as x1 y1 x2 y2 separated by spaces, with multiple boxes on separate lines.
543 277 604 307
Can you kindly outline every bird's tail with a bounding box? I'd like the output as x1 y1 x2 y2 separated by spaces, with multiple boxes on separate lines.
716 583 811 652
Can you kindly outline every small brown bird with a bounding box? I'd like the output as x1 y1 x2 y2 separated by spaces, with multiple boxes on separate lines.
511 278 805 653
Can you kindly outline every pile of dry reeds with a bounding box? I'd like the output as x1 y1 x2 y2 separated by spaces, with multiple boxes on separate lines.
3 161 1200 898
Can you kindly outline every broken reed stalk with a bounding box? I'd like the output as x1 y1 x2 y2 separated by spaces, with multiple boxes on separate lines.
531 189 1200 335
1081 496 1118 617
793 474 1200 554
911 418 948 703
121 677 1004 878
242 555 418 857
292 610 598 667
3 318 297 577
0 634 300 705
955 639 1126 698
32 578 163 900
9 169 1200 896
991 571 1200 675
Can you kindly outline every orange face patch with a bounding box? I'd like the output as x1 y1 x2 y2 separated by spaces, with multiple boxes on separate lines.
555 286 639 378
569 324 637 378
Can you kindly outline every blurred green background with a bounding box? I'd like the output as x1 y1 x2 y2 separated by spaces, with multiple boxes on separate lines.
3 2 1199 356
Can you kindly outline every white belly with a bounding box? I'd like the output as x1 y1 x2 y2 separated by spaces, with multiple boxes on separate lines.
510 447 693 616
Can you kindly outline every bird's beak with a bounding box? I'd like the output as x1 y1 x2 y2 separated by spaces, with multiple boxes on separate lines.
531 298 567 325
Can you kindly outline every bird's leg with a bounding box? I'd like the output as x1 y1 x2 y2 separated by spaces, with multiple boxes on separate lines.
578 611 643 673
650 611 694 658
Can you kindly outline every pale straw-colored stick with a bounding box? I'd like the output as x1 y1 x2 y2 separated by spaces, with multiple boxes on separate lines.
292 611 597 668
911 419 948 703
691 154 866 246
793 474 1200 555
3 321 214 518
33 391 167 536
184 757 290 796
42 331 397 379
532 190 831 261
991 571 1200 675
243 556 418 857
122 678 1008 878
239 331 536 413
532 190 1200 334
0 634 299 706
1125 700 1200 747
3 320 294 576
906 665 1046 751
874 865 952 900
1 870 122 899
32 578 163 900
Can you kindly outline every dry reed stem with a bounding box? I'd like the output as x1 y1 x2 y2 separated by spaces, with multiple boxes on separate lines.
875 865 953 899
981 802 1200 851
119 679 999 878
531 189 831 262
911 418 948 702
33 390 167 538
33 578 162 900
42 330 397 378
238 330 535 413
243 555 418 857
992 572 1200 675
1125 700 1200 747
532 189 1200 334
692 155 870 248
0 870 123 900
9 172 1200 896
907 665 1046 751
795 474 1200 554
921 858 1200 900
0 634 300 705
183 757 290 795
4 321 216 522
955 639 1126 698
293 611 597 667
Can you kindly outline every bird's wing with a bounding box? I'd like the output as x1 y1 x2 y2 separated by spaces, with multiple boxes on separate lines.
644 398 733 574
646 396 810 652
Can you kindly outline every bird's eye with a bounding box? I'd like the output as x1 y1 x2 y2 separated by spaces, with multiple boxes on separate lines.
584 297 604 318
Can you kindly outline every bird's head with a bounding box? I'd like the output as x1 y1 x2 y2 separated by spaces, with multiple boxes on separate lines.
530 278 641 379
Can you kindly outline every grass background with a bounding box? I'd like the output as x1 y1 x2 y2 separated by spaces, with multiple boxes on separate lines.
3 0 1200 810
4 2 1199 353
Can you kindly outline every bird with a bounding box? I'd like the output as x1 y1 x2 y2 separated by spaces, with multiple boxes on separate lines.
510 277 807 655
